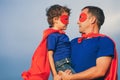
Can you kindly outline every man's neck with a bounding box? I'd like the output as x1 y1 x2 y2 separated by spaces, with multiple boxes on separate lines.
85 25 99 34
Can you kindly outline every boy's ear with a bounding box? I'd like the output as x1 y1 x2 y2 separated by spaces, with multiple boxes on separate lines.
53 17 59 22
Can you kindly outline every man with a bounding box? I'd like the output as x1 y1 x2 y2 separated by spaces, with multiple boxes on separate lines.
60 6 118 80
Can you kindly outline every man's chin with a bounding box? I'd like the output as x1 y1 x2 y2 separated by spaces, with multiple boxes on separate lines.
63 27 67 30
79 31 82 33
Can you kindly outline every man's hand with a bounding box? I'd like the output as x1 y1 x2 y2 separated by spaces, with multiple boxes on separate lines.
58 70 71 80
53 74 62 80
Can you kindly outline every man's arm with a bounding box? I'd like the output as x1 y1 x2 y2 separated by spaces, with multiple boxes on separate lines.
61 56 112 80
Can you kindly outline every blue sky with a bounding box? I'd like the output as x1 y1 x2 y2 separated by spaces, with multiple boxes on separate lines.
0 0 120 80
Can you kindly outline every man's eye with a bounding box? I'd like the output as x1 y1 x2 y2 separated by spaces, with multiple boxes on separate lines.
80 16 81 18
65 18 68 20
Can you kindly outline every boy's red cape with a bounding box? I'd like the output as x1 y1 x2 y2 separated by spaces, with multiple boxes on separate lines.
78 33 118 80
21 28 64 80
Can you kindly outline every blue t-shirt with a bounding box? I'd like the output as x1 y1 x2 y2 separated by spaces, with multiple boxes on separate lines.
71 36 114 80
47 32 71 62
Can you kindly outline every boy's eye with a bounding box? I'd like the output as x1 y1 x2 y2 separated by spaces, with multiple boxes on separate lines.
65 18 68 20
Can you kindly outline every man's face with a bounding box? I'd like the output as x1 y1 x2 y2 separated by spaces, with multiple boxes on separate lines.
77 8 91 33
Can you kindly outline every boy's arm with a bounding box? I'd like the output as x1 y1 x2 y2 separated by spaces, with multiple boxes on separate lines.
48 50 57 76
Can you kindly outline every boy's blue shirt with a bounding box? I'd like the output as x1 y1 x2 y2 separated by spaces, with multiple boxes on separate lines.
47 32 71 62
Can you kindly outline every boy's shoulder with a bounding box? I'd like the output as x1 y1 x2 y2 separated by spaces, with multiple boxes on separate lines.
48 32 60 37
71 37 79 43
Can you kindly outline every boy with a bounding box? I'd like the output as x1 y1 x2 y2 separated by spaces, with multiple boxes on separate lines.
46 4 75 80
21 4 75 80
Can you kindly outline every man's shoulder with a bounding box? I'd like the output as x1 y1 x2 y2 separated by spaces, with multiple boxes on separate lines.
98 35 115 46
99 35 114 42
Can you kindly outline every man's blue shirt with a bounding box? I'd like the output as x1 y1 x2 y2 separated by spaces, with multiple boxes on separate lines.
71 36 114 80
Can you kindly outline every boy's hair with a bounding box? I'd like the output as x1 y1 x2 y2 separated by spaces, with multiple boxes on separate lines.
46 4 71 27
82 6 105 29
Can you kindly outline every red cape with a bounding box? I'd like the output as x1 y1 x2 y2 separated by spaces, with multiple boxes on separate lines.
21 28 64 80
105 36 118 80
78 33 118 80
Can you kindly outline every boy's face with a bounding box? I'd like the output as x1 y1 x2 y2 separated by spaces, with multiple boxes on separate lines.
54 12 69 30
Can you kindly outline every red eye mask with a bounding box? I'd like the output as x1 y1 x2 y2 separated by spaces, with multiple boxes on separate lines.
60 15 69 24
79 13 87 22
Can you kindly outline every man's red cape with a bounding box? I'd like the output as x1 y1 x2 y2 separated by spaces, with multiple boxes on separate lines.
78 33 118 80
21 28 64 80
104 36 118 80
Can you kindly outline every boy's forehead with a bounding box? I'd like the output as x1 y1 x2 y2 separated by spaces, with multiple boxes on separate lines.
61 12 69 15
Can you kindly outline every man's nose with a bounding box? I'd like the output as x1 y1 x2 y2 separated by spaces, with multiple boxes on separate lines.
77 20 80 24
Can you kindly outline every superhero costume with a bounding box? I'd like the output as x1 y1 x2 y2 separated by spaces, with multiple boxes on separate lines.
71 33 118 80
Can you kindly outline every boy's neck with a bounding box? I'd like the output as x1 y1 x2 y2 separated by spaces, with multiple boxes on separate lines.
51 27 63 31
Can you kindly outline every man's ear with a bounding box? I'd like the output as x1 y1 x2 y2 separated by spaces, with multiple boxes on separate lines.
90 16 96 24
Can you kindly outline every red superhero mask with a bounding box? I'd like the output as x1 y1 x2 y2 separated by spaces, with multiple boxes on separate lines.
79 13 87 22
60 15 69 24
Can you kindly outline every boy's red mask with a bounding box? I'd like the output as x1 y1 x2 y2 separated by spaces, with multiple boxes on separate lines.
60 15 69 24
79 13 87 22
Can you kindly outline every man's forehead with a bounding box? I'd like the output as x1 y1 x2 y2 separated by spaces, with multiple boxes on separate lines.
81 9 92 16
81 8 89 13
